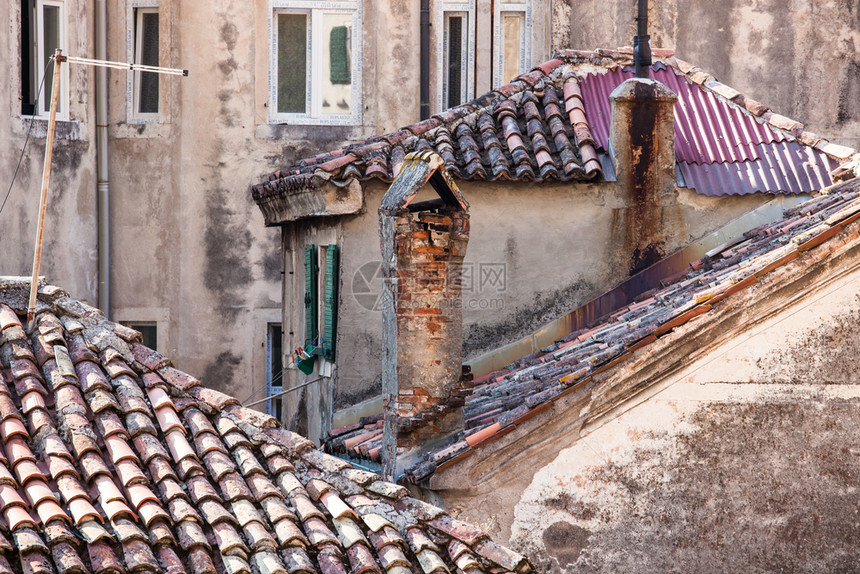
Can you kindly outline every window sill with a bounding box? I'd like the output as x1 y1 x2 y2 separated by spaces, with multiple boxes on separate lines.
266 110 362 127
255 122 364 141
12 116 86 141
111 122 172 139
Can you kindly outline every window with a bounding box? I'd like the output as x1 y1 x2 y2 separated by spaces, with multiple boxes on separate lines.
127 1 160 123
266 324 284 419
493 0 531 86
20 0 67 118
444 13 469 109
270 1 362 125
122 321 158 350
304 244 340 362
436 1 475 111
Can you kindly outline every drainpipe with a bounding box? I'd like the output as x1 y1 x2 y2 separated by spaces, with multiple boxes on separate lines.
95 0 110 317
633 0 651 79
419 0 430 120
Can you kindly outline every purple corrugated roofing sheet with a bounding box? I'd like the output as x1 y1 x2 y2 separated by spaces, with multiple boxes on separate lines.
678 141 839 196
579 65 784 164
653 67 784 164
577 63 834 196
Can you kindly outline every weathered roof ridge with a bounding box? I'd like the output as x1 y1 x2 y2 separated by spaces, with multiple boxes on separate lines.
251 52 618 207
253 47 852 219
0 280 535 574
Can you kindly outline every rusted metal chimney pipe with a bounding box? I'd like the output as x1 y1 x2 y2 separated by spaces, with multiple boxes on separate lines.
633 0 652 78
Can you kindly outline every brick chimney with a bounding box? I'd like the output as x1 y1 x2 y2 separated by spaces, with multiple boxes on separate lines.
609 77 679 275
378 151 469 481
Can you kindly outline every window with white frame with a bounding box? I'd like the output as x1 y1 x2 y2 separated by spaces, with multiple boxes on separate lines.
20 0 68 118
437 0 475 111
127 1 160 122
270 1 362 125
493 0 531 86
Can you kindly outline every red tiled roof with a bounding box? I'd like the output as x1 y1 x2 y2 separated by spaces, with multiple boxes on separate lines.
252 48 854 217
0 284 534 574
325 174 860 482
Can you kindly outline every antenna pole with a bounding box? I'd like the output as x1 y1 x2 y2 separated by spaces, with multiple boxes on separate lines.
633 0 652 78
27 49 64 331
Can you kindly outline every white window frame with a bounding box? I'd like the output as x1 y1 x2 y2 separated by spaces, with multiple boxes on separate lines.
493 1 531 86
28 0 69 120
436 0 475 113
269 0 363 126
126 0 160 124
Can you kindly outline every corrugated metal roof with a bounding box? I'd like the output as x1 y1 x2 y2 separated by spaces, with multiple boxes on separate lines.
579 64 784 164
678 142 839 196
577 63 835 196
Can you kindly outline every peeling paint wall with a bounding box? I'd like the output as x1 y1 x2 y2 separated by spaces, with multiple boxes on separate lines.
0 0 97 301
105 0 289 404
553 0 860 149
437 242 860 570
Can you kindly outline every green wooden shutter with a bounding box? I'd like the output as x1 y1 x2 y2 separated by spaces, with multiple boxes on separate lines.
323 245 339 361
329 26 351 85
304 244 318 348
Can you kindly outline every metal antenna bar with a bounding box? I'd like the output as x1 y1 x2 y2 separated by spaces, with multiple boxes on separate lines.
63 55 188 76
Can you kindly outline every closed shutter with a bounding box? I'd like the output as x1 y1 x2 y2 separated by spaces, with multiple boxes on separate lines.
304 244 318 348
323 245 339 361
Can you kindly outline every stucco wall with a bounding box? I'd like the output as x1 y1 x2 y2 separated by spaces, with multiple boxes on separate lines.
0 0 97 300
438 235 860 571
324 179 771 413
103 0 424 401
553 0 860 149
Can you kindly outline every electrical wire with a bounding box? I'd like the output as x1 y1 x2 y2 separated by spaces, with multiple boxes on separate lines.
0 56 54 219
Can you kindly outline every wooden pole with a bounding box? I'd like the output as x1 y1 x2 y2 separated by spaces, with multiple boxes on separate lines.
27 49 62 331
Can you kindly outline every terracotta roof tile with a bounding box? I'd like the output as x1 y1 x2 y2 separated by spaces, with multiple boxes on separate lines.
0 283 534 574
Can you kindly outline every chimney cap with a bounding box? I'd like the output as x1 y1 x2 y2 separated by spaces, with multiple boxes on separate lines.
379 151 469 215
609 77 678 103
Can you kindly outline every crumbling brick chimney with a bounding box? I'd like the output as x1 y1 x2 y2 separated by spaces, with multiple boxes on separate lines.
379 151 469 481
609 70 680 276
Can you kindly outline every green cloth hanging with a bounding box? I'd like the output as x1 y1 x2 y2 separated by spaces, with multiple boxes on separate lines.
329 26 351 84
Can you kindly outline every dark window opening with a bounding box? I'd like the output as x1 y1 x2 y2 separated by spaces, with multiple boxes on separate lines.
20 0 62 116
124 322 158 350
267 323 284 420
20 0 35 116
446 14 464 109
135 8 159 114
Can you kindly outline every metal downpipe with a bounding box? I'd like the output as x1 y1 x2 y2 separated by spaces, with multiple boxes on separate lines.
95 0 110 317
420 0 430 120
